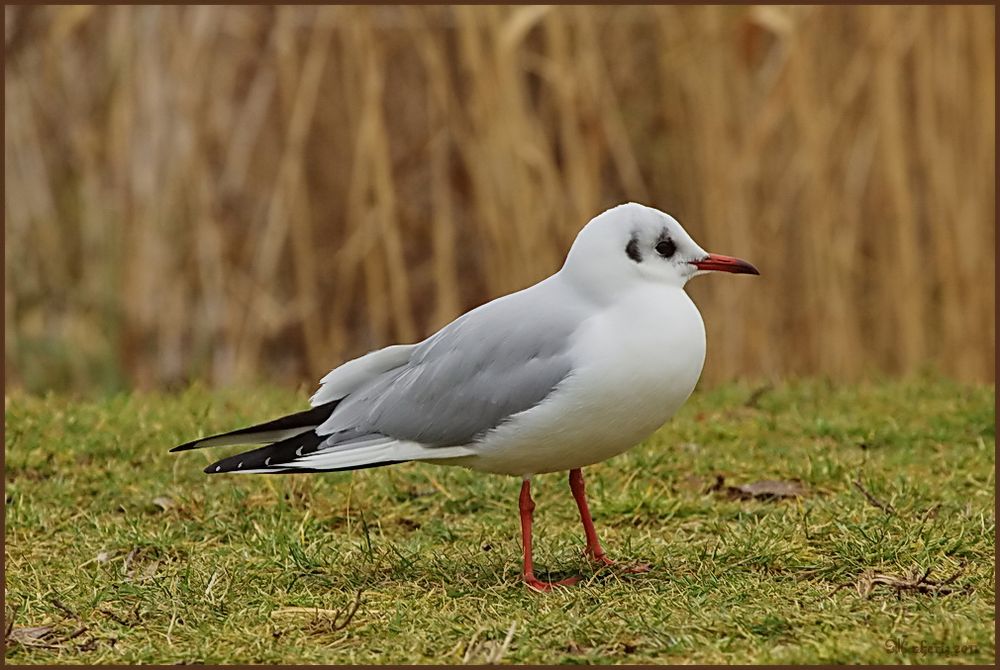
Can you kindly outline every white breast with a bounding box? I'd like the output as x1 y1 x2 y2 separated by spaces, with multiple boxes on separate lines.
464 286 706 476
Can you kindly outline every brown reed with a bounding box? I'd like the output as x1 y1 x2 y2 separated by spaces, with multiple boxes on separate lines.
4 5 994 393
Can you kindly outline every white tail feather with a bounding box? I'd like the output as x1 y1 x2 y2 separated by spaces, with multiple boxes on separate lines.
288 439 474 471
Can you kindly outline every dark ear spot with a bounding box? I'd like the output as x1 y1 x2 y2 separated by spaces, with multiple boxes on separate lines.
626 235 642 263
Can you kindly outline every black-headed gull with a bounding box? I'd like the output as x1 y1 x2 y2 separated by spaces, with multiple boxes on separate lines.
173 202 759 591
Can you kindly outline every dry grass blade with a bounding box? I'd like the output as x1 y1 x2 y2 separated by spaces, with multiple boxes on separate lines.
49 598 78 620
852 473 896 516
270 589 363 632
463 622 518 664
745 383 773 408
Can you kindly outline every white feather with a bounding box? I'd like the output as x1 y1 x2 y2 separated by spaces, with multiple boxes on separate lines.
288 438 475 471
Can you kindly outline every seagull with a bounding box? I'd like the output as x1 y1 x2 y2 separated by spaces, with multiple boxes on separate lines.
172 202 758 591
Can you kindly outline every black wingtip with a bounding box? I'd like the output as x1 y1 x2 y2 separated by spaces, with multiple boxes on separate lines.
171 398 342 455
204 430 327 475
171 440 202 453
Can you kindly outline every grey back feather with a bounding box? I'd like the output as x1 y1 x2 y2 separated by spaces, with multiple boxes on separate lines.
317 280 581 447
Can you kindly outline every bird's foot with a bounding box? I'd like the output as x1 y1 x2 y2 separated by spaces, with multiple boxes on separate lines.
523 574 580 592
588 551 652 573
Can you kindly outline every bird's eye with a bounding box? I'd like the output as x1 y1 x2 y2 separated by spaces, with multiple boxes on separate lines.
655 239 676 258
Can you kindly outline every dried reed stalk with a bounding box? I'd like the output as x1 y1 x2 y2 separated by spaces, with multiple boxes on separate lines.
4 5 994 393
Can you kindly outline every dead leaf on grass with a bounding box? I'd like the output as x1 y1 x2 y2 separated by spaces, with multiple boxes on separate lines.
7 625 56 646
151 496 176 512
138 560 160 581
834 565 967 598
6 623 99 651
709 475 807 500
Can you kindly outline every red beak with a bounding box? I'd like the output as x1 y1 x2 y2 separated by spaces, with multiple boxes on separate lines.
692 253 760 275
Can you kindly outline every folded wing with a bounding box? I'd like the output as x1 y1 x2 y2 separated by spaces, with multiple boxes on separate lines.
198 285 581 474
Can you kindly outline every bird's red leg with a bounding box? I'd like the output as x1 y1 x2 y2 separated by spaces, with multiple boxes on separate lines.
519 478 579 592
569 468 651 573
568 468 608 563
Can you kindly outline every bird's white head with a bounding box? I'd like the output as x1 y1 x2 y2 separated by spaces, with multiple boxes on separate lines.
561 202 758 299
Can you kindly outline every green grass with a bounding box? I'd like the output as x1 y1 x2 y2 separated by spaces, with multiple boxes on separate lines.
4 378 995 664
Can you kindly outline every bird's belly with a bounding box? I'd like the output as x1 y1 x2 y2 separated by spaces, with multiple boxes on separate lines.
463 290 707 476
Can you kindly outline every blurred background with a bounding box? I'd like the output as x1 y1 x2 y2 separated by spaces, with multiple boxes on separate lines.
4 5 995 395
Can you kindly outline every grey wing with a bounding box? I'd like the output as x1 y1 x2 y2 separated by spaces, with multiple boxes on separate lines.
317 291 579 447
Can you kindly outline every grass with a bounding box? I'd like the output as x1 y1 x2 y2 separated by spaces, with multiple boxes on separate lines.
4 377 995 664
